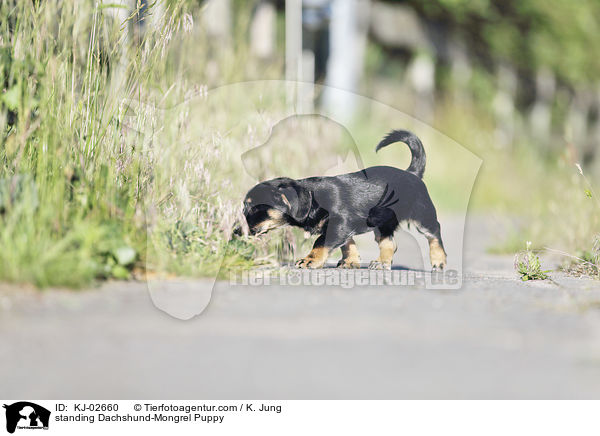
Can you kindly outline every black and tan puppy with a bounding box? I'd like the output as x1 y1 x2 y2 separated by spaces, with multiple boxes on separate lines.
241 130 446 271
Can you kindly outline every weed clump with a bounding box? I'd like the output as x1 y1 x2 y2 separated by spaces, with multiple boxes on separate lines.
514 241 550 281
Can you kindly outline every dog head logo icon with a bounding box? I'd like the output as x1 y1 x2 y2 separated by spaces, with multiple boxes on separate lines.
3 402 50 434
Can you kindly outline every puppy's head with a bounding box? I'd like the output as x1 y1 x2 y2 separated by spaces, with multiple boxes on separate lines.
242 178 312 235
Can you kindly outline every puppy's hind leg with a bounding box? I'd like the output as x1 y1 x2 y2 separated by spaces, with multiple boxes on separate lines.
369 231 397 270
337 238 361 269
415 220 447 271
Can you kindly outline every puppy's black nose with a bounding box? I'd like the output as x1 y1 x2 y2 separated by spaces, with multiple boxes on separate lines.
233 226 242 237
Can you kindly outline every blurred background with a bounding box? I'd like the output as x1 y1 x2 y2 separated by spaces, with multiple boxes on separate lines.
0 0 598 285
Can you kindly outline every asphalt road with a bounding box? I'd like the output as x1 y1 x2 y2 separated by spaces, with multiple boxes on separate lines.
1 215 599 399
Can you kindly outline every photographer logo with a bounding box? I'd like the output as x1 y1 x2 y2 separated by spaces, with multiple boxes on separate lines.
3 402 50 433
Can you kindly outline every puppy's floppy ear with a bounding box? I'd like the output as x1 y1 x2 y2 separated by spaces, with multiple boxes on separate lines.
280 183 312 222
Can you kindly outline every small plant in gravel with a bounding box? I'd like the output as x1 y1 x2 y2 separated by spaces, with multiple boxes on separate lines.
514 241 550 281
555 235 600 279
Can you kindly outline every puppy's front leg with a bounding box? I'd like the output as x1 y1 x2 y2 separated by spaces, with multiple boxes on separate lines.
296 217 351 269
295 234 331 269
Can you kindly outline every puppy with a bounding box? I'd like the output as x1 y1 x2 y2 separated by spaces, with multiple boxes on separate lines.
240 130 446 271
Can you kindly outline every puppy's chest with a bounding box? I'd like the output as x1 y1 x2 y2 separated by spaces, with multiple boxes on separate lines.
302 210 328 235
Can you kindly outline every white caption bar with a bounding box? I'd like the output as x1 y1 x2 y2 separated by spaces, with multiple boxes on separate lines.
0 400 598 435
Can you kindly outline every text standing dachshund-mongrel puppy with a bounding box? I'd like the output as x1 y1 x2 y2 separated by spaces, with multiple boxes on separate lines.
240 130 446 270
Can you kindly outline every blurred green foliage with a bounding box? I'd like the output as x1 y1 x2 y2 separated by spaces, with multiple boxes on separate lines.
403 0 600 84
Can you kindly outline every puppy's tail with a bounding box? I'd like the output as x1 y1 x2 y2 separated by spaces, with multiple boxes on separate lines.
375 129 426 179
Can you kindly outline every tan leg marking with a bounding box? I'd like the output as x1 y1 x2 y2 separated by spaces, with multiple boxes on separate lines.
295 246 330 269
337 238 361 269
369 235 396 270
429 238 447 270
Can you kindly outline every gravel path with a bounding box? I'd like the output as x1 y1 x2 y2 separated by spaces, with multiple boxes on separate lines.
1 215 599 398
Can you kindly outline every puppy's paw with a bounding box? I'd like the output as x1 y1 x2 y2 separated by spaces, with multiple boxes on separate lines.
429 240 446 272
368 260 392 270
336 258 361 269
295 257 325 269
431 261 446 272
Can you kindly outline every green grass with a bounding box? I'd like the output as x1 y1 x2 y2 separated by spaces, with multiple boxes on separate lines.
0 0 278 287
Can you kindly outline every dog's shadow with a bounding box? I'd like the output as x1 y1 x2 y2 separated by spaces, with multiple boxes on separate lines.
286 263 429 273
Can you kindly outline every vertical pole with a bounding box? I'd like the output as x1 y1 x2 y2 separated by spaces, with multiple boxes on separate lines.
202 0 232 43
300 49 315 113
250 1 276 59
286 0 302 109
322 0 368 123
